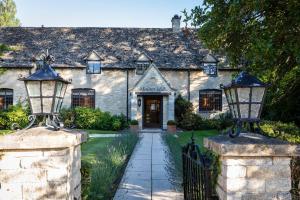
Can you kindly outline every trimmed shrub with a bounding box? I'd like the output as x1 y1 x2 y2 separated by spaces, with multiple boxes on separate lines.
167 120 176 125
60 107 128 131
175 94 193 122
0 103 30 129
130 120 138 125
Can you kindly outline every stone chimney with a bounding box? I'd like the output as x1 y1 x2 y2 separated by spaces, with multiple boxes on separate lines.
171 14 181 33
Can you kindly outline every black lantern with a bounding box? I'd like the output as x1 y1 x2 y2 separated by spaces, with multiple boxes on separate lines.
18 50 71 130
138 98 142 107
220 71 269 137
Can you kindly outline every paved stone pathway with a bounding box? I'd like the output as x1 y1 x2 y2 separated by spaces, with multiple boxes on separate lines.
88 133 122 138
114 132 183 200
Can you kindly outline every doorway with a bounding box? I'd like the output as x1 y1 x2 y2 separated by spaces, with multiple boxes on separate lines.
143 96 162 128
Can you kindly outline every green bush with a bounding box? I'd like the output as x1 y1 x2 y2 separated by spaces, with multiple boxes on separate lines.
0 103 29 129
60 107 128 131
130 119 138 125
167 120 176 125
59 107 75 128
261 120 300 143
175 94 193 122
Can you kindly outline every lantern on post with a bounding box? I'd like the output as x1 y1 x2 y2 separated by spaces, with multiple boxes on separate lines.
220 71 269 138
17 50 71 130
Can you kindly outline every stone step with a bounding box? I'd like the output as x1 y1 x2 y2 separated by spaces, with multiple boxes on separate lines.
140 129 162 133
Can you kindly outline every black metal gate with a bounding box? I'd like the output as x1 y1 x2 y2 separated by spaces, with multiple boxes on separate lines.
182 137 218 200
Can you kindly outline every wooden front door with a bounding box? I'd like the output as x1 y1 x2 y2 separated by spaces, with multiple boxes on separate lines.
143 96 162 128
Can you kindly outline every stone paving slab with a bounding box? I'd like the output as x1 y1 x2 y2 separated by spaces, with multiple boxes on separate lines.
114 132 183 200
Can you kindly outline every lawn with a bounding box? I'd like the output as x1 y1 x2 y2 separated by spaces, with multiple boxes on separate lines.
81 137 113 164
176 129 219 150
162 129 220 188
81 133 138 200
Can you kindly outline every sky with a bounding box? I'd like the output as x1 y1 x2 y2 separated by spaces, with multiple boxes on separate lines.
14 0 202 28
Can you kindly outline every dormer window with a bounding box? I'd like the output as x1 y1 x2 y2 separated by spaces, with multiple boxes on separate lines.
203 63 217 76
84 50 102 74
87 61 101 74
135 52 152 75
203 53 218 76
136 62 149 75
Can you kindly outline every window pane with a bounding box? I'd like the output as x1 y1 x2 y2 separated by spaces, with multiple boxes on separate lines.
251 87 265 102
87 61 101 74
42 81 55 96
72 89 95 108
237 87 250 103
199 90 222 111
27 81 40 96
0 89 13 110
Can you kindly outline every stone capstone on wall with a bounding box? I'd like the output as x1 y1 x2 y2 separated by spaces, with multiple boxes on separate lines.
0 127 87 200
204 133 300 200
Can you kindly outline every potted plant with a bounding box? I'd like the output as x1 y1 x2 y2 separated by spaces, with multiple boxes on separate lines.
167 120 177 133
130 120 139 133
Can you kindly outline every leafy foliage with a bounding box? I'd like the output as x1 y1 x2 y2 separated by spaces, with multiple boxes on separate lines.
261 120 300 143
175 95 233 130
0 103 29 129
129 119 138 125
0 0 20 26
185 0 300 126
60 107 128 131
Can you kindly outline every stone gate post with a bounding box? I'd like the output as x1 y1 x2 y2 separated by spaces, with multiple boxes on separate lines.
204 133 299 200
0 127 87 200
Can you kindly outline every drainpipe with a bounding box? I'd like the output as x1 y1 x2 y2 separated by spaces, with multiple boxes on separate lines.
126 69 129 122
188 69 190 101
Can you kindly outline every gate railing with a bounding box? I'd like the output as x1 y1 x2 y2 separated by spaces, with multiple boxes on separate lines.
182 136 218 200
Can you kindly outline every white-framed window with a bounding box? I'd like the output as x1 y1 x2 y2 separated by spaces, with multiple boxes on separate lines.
87 61 101 74
203 63 217 76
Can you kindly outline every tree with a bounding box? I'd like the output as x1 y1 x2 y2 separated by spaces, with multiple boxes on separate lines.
185 1 300 126
0 0 20 27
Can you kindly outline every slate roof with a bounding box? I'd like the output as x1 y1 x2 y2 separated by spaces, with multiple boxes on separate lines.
0 27 231 70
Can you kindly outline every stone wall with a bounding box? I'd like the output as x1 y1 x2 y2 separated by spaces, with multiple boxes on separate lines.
204 133 299 200
0 67 233 118
0 127 87 200
190 70 232 118
0 68 31 104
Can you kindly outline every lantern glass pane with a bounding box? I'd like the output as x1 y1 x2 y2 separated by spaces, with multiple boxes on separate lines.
42 98 53 113
55 82 63 97
251 104 261 118
27 81 40 97
53 97 59 113
240 104 249 119
230 88 237 103
251 87 265 102
42 81 55 96
237 87 250 102
229 105 236 118
60 82 68 98
225 89 232 103
57 98 63 112
233 104 239 119
30 98 41 114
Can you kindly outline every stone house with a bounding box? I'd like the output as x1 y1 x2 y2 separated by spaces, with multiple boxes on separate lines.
0 15 238 129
